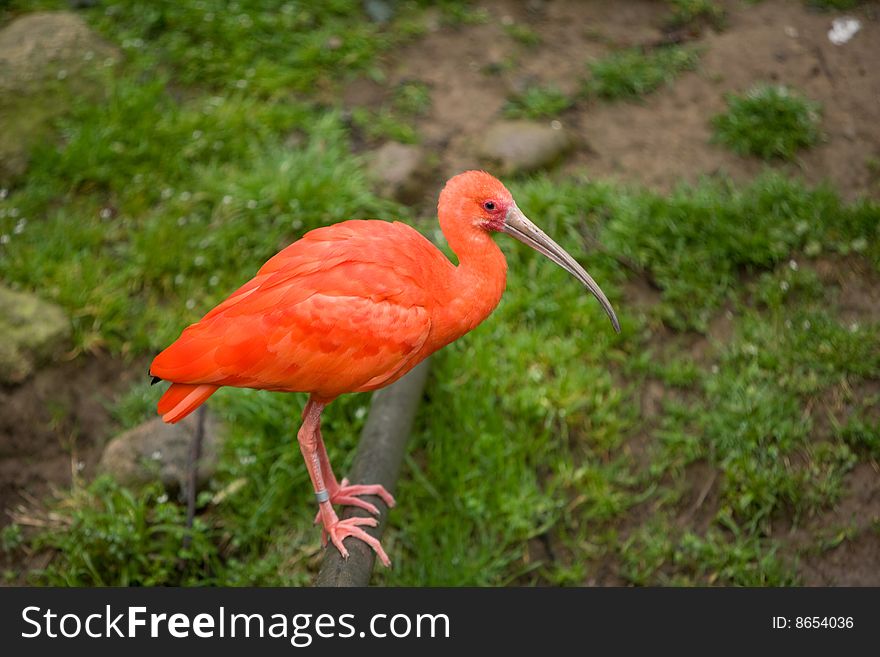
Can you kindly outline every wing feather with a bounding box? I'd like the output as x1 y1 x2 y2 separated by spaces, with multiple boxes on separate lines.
151 220 442 399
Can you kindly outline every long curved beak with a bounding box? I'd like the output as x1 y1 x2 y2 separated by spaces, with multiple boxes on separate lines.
503 204 620 333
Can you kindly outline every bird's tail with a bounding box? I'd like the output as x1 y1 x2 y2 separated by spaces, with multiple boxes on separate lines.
157 383 219 424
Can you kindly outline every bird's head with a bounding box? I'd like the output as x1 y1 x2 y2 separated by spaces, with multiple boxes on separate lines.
440 170 620 333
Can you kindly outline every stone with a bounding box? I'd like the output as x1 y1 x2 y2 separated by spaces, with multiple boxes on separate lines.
0 285 71 384
0 12 119 183
364 0 395 24
368 142 432 203
98 411 224 493
0 11 118 89
479 120 572 174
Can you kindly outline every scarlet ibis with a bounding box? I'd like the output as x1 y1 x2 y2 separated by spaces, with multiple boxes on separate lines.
150 170 619 566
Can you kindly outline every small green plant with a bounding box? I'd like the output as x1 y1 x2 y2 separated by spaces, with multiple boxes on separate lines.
82 0 408 94
503 85 572 119
712 85 821 160
111 378 164 429
866 156 880 180
837 417 880 458
349 81 431 145
351 107 419 143
621 523 797 585
504 23 542 47
666 0 726 31
1 523 23 554
393 81 432 116
602 174 880 331
30 477 223 586
436 2 490 26
585 46 700 101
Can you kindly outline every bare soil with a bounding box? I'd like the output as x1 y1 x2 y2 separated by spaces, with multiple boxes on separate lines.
355 0 880 201
782 463 880 586
0 354 139 529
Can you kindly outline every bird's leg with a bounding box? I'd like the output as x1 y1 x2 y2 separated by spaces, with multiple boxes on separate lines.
298 399 391 567
313 421 396 518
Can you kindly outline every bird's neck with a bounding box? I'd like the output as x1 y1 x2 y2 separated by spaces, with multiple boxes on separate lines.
435 209 508 344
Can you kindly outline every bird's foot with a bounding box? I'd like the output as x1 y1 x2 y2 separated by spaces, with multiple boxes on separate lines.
315 477 396 517
324 516 391 568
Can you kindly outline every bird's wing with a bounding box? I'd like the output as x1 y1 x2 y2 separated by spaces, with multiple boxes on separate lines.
200 220 444 320
151 221 441 398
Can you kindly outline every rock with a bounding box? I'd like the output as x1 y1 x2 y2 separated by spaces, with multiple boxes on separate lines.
98 411 224 493
0 11 117 88
0 285 71 384
0 11 119 183
364 0 395 24
368 142 432 203
479 120 572 174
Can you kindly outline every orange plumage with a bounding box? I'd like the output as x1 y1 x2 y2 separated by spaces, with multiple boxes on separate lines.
152 220 448 417
151 171 618 566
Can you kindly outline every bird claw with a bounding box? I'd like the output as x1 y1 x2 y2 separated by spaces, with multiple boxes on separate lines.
313 477 396 523
324 516 391 567
315 479 396 566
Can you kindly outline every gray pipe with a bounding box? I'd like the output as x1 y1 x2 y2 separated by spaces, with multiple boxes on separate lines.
315 358 430 586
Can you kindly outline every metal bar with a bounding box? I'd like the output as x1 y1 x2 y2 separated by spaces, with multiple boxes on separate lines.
182 405 206 553
315 358 430 587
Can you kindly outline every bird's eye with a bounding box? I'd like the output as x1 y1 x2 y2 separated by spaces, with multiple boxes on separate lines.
483 201 496 211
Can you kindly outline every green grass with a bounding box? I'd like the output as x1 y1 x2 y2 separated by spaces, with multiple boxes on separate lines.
603 174 878 330
393 81 432 116
621 524 795 586
833 379 880 460
0 74 395 352
28 477 230 586
503 85 572 120
684 309 867 529
3 0 880 588
585 45 701 101
666 0 726 31
712 85 822 160
13 169 880 586
348 81 431 144
89 0 429 95
386 174 878 585
504 23 542 47
351 106 420 144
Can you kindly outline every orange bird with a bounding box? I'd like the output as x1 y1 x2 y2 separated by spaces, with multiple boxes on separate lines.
150 171 619 566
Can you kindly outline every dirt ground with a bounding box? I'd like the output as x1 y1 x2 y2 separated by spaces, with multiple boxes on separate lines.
348 0 880 201
1 0 877 585
0 355 139 529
